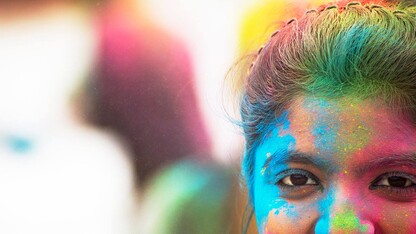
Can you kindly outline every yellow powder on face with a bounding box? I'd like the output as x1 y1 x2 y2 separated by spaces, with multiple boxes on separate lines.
287 96 375 163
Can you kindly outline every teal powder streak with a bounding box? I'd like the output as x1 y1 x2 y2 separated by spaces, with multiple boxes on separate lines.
314 188 336 234
253 111 297 229
305 99 339 155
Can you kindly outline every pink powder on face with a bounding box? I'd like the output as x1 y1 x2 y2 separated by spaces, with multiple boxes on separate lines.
258 97 416 233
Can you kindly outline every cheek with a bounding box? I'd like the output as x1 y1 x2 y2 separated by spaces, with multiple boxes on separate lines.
253 119 297 228
340 184 416 233
263 210 294 234
384 209 416 232
254 161 291 230
370 202 416 232
262 205 319 234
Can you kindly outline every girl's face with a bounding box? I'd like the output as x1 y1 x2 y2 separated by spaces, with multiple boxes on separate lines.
253 96 416 233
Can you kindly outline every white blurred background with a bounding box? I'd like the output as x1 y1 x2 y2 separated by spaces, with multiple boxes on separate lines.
0 0 320 233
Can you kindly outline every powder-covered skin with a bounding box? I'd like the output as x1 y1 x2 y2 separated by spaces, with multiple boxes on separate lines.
254 96 416 233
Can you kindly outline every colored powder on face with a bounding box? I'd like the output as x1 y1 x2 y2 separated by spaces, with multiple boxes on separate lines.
274 199 298 220
301 97 372 163
263 202 297 234
306 98 339 155
315 216 330 234
372 206 415 234
331 208 369 233
314 188 335 234
272 199 295 217
333 99 372 161
254 111 297 230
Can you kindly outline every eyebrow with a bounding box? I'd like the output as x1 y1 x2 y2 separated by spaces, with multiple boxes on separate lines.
262 151 416 176
353 154 416 176
263 150 336 172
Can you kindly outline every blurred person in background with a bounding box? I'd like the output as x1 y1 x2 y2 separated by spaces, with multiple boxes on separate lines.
85 1 244 233
86 0 212 186
0 1 135 233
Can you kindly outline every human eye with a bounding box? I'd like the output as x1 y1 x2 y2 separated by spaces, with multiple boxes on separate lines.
275 169 321 199
370 171 416 201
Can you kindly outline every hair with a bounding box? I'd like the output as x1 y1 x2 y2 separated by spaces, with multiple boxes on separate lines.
238 0 416 227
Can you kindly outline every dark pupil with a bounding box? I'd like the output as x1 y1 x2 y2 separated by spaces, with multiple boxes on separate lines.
388 176 407 187
290 174 308 185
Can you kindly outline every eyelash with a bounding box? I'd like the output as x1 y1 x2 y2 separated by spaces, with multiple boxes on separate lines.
276 169 321 190
370 171 416 194
275 170 416 196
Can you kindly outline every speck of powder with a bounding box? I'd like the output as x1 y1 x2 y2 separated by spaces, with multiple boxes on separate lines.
261 167 266 175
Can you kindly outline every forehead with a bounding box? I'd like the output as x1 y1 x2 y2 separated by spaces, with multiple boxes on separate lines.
289 96 399 128
284 96 416 161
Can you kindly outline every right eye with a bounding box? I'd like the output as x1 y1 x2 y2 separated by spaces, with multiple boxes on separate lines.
276 169 320 187
281 174 318 186
275 169 321 199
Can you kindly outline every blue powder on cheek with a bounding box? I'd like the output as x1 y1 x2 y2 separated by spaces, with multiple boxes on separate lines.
253 111 297 228
315 216 331 234
314 188 336 234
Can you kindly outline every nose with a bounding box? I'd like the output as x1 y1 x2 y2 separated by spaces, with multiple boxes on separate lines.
315 213 375 234
314 189 376 234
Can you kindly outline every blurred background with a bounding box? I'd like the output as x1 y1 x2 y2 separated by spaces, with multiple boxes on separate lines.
0 0 325 233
